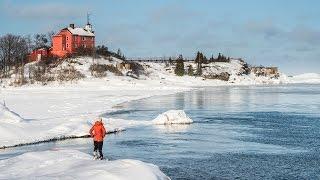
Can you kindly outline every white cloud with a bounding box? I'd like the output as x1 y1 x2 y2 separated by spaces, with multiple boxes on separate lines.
244 20 284 39
1 1 88 20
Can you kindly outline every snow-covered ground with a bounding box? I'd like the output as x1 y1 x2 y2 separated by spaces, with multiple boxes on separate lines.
288 73 320 84
0 56 318 179
0 149 169 180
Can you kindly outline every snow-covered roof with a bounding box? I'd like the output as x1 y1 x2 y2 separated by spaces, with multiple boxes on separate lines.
67 27 95 37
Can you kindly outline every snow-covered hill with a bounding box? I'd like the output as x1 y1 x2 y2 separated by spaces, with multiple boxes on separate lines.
141 59 288 85
1 56 291 87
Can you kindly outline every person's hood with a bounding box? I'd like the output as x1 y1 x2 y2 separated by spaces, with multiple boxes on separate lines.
94 121 103 126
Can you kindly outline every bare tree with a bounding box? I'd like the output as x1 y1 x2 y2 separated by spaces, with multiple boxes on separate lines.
0 34 18 77
24 34 35 53
47 31 55 47
0 34 29 79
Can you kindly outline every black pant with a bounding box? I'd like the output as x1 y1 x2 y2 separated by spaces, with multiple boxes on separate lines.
94 141 103 158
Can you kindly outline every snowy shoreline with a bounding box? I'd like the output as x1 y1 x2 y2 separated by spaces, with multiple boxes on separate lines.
0 149 170 180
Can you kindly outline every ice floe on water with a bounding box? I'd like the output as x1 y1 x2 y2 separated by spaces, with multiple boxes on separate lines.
152 110 193 125
0 149 170 180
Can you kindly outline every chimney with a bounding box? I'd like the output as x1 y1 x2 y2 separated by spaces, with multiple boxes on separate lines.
69 24 75 29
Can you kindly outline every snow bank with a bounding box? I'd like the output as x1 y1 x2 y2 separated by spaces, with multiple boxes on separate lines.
0 149 170 180
0 103 24 124
289 73 320 84
152 110 193 125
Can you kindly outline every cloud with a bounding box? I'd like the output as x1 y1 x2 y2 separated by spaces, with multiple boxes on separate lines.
1 1 87 20
243 20 320 47
150 4 201 24
244 20 284 39
289 26 320 45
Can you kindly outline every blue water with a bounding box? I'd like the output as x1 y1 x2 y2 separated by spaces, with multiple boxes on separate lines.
1 84 319 179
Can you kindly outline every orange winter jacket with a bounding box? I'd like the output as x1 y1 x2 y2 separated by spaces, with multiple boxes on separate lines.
89 121 107 142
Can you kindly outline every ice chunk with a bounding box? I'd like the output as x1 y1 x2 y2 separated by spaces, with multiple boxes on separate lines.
152 110 193 125
0 103 24 124
0 149 170 180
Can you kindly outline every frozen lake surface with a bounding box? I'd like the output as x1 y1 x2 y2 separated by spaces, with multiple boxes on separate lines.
1 84 319 179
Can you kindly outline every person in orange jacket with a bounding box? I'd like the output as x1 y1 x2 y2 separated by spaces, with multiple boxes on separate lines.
89 118 107 160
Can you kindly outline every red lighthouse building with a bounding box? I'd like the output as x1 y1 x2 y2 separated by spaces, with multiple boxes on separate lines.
51 23 95 57
28 22 95 62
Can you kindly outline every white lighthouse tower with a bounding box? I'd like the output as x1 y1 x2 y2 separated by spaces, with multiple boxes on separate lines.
84 13 93 32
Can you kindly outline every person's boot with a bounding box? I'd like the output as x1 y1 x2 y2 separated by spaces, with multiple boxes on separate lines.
99 151 104 160
93 151 98 160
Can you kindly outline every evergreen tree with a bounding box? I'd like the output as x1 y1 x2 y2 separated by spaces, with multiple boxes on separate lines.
187 65 194 76
168 57 173 65
209 55 214 62
195 52 203 76
221 54 225 61
203 55 208 64
195 51 201 64
117 48 122 56
218 53 222 61
96 45 109 56
174 54 184 76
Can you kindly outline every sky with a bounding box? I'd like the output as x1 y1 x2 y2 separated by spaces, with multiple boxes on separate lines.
0 0 319 75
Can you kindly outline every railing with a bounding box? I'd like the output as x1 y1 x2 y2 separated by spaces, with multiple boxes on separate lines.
126 57 194 63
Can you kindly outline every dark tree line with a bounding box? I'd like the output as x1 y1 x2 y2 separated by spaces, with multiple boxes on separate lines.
173 51 232 77
210 53 230 62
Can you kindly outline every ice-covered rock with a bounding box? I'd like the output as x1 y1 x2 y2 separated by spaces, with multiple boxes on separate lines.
0 103 24 124
0 149 170 180
152 110 193 125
